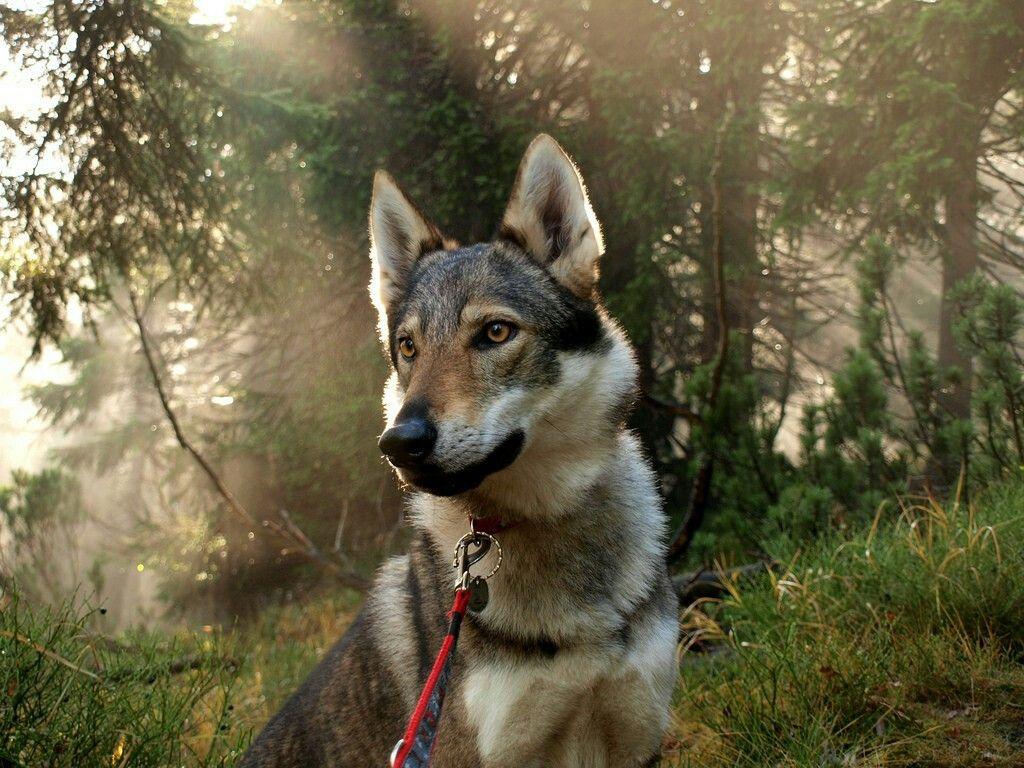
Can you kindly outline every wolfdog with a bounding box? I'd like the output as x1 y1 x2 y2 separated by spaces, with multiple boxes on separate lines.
241 135 679 768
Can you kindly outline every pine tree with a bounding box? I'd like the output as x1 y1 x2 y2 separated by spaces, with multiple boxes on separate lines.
786 0 1024 486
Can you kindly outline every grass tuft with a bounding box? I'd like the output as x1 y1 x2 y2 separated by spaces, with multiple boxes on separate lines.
0 593 247 767
0 588 360 767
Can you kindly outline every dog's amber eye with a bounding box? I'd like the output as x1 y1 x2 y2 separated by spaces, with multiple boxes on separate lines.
485 321 514 344
398 337 416 360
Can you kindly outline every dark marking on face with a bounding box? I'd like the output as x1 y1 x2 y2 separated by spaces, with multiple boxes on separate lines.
402 430 525 496
550 286 604 351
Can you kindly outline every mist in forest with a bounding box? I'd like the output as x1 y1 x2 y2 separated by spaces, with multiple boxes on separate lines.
1 0 1022 630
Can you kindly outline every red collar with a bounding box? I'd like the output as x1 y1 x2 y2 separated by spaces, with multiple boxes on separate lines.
471 515 516 535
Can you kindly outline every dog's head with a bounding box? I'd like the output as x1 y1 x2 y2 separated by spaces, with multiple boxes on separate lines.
369 135 637 500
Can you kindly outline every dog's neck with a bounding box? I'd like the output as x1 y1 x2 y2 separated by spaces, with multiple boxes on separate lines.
406 424 628 586
407 429 664 644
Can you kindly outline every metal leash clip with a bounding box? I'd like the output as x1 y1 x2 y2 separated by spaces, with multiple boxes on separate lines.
452 531 501 582
451 530 502 611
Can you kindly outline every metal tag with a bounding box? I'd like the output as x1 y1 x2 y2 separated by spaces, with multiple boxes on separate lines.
468 576 489 612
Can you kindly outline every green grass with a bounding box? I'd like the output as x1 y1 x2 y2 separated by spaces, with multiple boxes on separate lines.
0 590 361 767
666 481 1024 767
1 595 246 766
3 482 1023 766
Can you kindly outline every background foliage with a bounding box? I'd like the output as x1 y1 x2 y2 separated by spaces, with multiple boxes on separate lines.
0 0 1022 642
1 1 1023 765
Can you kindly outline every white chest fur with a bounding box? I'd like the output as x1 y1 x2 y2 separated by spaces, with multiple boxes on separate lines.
462 608 677 768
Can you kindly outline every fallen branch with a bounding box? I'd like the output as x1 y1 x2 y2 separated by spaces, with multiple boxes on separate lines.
128 289 369 591
105 653 241 683
673 560 774 605
0 628 101 681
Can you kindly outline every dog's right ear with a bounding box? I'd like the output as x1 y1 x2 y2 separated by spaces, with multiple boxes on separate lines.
499 135 604 298
368 171 446 334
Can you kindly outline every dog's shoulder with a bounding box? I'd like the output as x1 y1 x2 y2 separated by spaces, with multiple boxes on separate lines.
239 552 441 768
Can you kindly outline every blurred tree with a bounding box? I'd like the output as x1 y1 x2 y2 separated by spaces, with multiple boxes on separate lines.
786 0 1024 487
2 0 378 613
0 0 249 349
0 467 85 602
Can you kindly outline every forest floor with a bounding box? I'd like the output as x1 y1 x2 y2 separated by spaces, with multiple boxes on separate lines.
3 481 1023 767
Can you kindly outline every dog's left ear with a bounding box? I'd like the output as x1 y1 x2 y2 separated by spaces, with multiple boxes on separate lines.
500 134 604 297
368 170 447 335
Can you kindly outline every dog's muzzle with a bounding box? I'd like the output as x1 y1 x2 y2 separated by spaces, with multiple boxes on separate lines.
384 430 525 497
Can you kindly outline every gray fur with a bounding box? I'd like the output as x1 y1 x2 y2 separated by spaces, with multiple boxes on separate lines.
241 135 679 768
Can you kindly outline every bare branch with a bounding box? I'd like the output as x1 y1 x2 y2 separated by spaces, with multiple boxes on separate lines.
642 392 703 425
0 628 101 682
673 560 774 605
128 288 369 590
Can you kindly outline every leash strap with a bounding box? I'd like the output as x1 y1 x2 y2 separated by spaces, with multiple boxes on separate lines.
390 587 471 768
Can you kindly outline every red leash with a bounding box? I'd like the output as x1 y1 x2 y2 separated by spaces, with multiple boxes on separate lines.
389 587 471 767
389 529 501 767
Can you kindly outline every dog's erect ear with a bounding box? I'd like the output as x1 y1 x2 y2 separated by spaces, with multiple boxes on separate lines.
368 170 446 330
500 134 604 297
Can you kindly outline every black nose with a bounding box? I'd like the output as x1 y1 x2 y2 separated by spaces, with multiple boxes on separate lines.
378 417 437 466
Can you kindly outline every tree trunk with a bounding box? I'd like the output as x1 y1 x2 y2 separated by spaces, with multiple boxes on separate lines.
719 99 761 373
936 146 979 422
926 143 980 491
698 55 764 373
